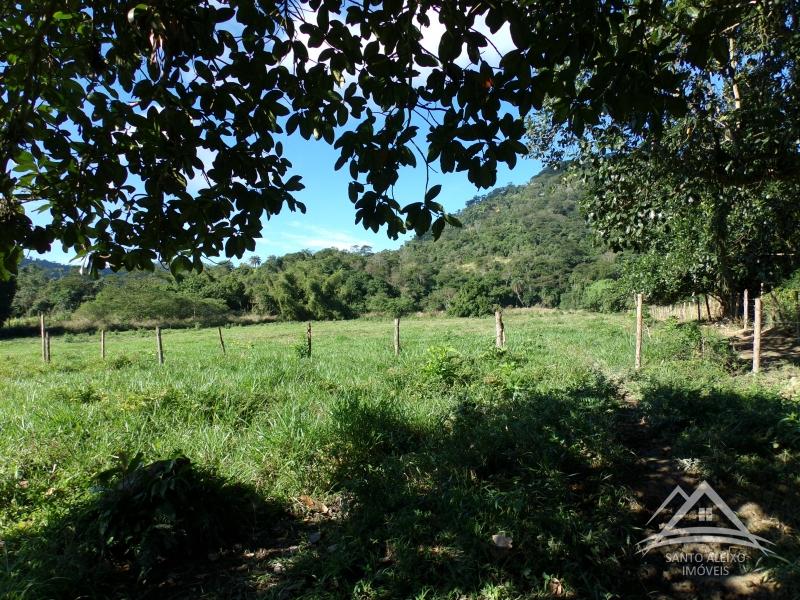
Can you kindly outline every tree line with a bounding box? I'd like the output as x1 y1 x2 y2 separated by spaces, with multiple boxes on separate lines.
1 170 635 329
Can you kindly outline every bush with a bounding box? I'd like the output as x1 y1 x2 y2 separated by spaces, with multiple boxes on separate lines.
367 294 417 317
75 280 227 327
649 317 735 366
447 278 510 317
422 345 473 386
582 279 630 313
763 270 800 325
294 336 311 358
647 318 698 361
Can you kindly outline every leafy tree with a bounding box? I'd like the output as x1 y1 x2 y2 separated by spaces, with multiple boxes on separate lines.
10 264 51 316
46 272 103 313
582 279 630 314
367 294 416 318
75 278 226 326
7 169 623 323
9 264 101 316
1 0 767 278
529 1 800 315
447 275 511 317
268 272 310 321
179 266 249 311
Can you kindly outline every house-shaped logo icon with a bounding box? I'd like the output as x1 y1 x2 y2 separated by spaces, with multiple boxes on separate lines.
637 480 775 555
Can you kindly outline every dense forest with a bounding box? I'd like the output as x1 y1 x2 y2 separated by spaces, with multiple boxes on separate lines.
4 169 631 329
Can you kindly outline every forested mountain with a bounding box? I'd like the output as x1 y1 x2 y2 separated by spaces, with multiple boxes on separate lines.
20 258 73 276
6 169 622 327
383 168 618 314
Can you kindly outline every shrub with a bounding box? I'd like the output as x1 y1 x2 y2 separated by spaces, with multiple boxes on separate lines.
294 336 311 358
422 345 473 386
75 280 227 328
582 279 630 313
763 270 800 325
653 318 701 358
367 294 417 318
108 354 135 369
447 278 510 317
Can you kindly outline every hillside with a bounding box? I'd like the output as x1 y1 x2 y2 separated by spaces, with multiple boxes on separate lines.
385 168 617 313
5 170 619 325
20 257 73 276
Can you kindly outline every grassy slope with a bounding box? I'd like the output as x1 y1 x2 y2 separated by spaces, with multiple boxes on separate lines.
1 312 798 598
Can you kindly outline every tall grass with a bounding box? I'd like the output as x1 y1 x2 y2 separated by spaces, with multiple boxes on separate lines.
0 310 797 598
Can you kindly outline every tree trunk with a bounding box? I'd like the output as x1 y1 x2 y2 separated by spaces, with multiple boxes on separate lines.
717 291 739 320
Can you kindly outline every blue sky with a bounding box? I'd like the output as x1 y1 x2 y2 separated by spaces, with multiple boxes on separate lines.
249 134 543 256
29 133 542 265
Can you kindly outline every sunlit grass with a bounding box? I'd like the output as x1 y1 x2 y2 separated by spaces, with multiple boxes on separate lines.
1 310 796 599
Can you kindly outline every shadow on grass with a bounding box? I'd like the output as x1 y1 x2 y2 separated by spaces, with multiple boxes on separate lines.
268 379 644 599
270 378 800 599
1 456 291 599
635 381 800 593
730 327 800 370
6 374 799 599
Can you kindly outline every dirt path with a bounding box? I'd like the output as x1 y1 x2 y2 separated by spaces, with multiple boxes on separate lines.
729 326 800 370
614 380 782 599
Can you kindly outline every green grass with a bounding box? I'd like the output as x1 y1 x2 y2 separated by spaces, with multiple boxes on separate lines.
1 310 798 598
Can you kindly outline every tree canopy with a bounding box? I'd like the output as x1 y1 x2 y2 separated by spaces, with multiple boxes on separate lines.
528 0 800 313
0 0 774 279
530 1 800 312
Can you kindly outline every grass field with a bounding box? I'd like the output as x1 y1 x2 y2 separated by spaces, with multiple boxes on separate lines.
1 310 799 599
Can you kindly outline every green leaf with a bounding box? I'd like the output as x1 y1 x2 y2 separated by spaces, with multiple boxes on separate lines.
169 255 193 280
438 31 460 63
0 247 23 280
424 184 442 203
416 53 439 68
444 214 462 227
11 151 35 172
431 216 445 240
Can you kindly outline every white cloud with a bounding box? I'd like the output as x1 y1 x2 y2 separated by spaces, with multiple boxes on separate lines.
256 224 374 251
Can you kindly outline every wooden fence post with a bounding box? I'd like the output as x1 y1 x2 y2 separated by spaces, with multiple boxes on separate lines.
495 310 505 348
306 322 312 358
393 317 400 356
217 326 226 355
45 331 51 363
743 289 749 329
156 326 164 365
635 293 643 370
40 313 46 363
100 329 106 360
753 296 762 373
